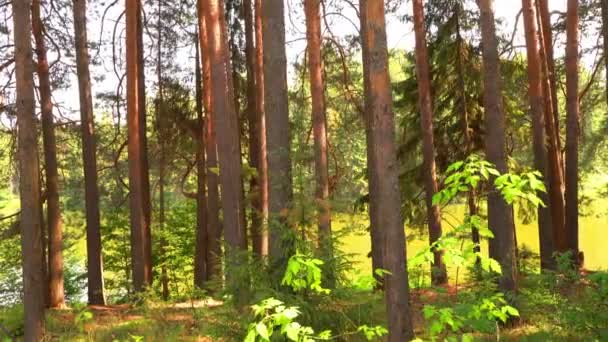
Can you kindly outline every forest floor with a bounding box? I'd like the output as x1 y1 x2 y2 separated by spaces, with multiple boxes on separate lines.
21 275 607 341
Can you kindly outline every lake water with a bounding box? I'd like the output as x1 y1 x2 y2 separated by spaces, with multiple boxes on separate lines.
336 204 608 277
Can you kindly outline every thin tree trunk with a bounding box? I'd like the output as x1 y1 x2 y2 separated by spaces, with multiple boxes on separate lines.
477 0 517 293
253 0 269 258
412 0 447 286
304 0 333 274
156 0 169 300
537 0 562 145
137 0 153 283
565 0 579 260
522 0 556 271
536 2 567 253
194 33 209 288
602 0 608 107
203 0 248 296
31 0 65 308
126 0 151 292
14 0 45 336
73 0 106 304
196 0 222 280
263 0 295 283
244 0 262 257
360 1 414 340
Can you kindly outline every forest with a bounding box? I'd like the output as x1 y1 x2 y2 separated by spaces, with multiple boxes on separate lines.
1 0 608 340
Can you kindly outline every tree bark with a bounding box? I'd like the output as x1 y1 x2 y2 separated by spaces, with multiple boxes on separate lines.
536 1 567 253
202 0 248 294
565 0 579 259
196 5 222 280
244 0 263 257
253 0 269 257
477 0 517 293
73 0 106 304
602 0 608 107
194 33 209 288
137 0 153 283
304 0 333 270
126 0 152 292
412 0 447 286
31 0 65 308
263 0 295 283
537 0 562 145
521 0 556 271
360 1 414 340
13 0 45 337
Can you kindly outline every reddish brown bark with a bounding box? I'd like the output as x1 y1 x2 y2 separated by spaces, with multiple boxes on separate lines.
521 0 556 271
360 1 414 340
126 0 152 292
31 0 65 308
73 0 106 304
304 0 333 264
537 0 562 144
602 0 608 107
477 0 517 293
536 5 567 253
194 33 209 288
202 0 247 292
412 0 447 286
244 0 262 257
14 0 45 336
565 0 580 257
196 5 222 280
253 0 269 257
263 0 295 281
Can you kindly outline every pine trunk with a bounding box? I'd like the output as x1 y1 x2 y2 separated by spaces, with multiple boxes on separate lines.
202 0 248 295
197 0 222 280
603 0 608 107
522 0 556 271
360 1 414 340
477 0 518 293
412 0 447 286
565 0 579 259
14 0 45 336
263 0 295 283
32 0 65 308
194 34 209 288
536 1 567 253
126 0 152 292
304 0 333 270
73 0 106 304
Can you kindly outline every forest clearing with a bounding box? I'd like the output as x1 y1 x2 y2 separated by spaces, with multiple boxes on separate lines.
2 0 608 340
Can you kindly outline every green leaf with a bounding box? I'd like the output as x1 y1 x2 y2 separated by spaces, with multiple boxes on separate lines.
255 322 270 340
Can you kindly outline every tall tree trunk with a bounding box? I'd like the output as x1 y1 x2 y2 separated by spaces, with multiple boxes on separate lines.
203 0 248 295
537 0 562 144
73 0 106 304
244 0 262 257
196 5 222 280
602 0 608 107
31 0 65 308
565 0 579 260
126 0 152 291
137 0 153 283
263 0 295 283
194 33 209 288
14 0 45 336
304 0 333 274
253 0 269 257
522 0 556 271
360 1 414 340
536 1 567 253
412 0 447 286
156 0 169 300
477 0 517 293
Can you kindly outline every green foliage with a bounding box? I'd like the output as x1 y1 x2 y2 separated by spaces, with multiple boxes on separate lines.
282 254 330 295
